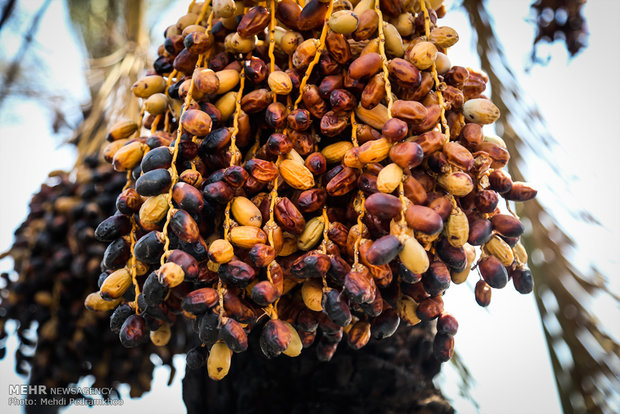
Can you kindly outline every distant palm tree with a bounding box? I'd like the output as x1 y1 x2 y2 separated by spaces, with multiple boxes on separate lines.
464 1 619 413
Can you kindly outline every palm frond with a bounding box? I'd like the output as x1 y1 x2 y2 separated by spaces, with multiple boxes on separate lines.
463 1 620 413
68 0 149 165
0 0 52 109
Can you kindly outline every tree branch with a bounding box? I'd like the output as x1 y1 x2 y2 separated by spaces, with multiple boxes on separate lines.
0 0 17 32
0 0 52 109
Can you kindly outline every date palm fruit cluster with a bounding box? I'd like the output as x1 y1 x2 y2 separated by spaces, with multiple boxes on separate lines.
94 0 537 380
531 0 587 58
0 158 182 398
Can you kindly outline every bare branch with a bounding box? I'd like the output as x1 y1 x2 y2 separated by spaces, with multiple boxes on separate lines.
0 0 52 109
0 0 17 32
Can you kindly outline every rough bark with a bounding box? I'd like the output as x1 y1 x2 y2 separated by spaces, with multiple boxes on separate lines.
182 323 453 414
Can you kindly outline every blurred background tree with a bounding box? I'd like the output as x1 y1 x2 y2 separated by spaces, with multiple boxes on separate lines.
464 3 618 413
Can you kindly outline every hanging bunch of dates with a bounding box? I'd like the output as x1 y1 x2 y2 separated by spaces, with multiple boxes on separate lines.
0 158 183 398
530 0 587 60
94 0 537 380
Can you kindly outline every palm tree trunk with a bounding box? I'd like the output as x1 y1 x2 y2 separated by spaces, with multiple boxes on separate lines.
182 323 453 414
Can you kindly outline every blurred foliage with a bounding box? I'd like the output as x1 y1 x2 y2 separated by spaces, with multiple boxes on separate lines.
0 0 185 409
464 1 619 413
0 0 52 112
67 0 123 59
0 0 170 137
69 0 147 166
0 0 17 31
